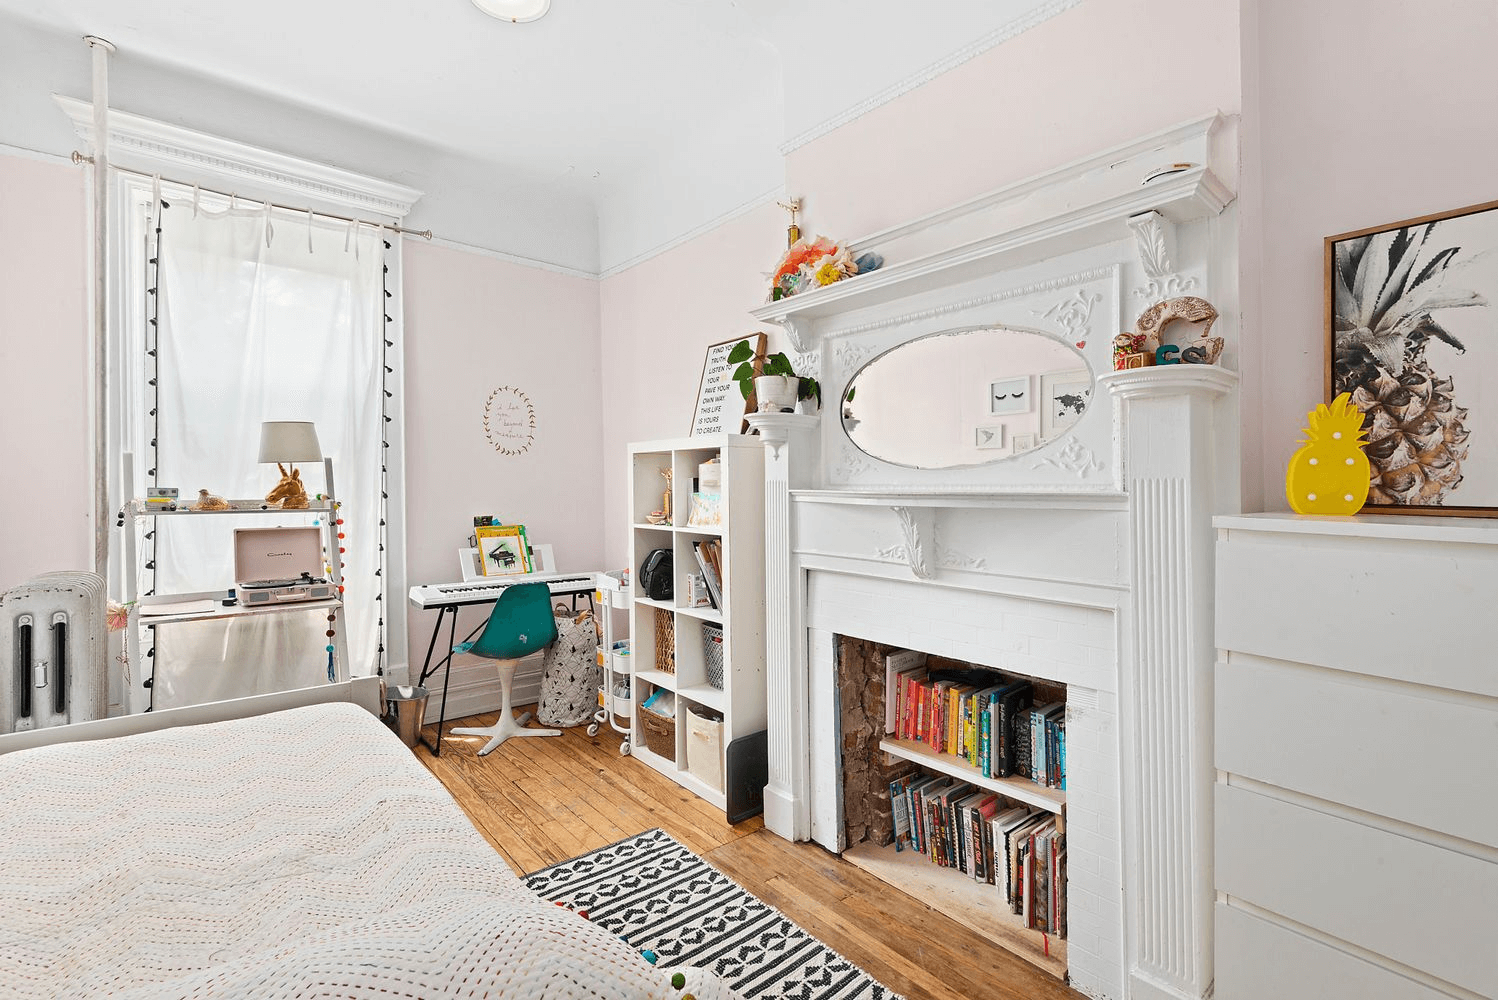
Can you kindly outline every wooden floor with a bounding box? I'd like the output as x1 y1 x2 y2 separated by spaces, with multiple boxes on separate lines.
417 708 1081 1000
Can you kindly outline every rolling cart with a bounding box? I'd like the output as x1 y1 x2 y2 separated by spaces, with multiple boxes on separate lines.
588 570 632 755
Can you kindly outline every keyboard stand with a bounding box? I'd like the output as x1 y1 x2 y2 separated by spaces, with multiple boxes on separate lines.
413 591 594 757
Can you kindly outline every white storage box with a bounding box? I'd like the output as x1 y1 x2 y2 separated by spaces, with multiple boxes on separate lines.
685 703 724 791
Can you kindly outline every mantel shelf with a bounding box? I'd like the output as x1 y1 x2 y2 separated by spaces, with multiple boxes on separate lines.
750 114 1235 350
792 489 1128 511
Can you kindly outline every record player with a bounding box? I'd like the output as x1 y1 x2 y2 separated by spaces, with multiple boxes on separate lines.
233 526 335 606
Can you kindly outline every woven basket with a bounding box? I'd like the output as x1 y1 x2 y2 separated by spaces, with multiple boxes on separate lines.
639 705 676 761
702 622 725 690
654 608 675 674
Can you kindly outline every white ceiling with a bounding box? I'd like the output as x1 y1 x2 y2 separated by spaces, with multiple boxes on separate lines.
0 0 1075 274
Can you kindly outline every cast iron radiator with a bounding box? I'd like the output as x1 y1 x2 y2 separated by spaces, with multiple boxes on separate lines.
0 571 108 733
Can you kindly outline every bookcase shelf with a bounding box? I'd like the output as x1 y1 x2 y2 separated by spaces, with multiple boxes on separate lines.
879 738 1065 814
627 435 766 817
843 840 1067 980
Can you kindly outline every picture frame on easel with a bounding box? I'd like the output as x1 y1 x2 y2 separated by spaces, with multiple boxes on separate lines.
691 333 767 436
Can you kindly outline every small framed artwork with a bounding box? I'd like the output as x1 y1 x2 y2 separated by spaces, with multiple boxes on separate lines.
1040 370 1093 440
989 375 1032 415
1326 199 1498 514
691 333 766 437
1011 432 1038 455
974 424 1006 450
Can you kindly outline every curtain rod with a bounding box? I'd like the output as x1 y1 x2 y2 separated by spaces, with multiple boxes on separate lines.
70 150 434 240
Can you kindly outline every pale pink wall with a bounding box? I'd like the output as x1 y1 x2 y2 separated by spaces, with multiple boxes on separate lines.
788 0 1241 240
402 242 604 668
599 0 1242 562
1242 0 1498 510
599 202 786 567
0 153 90 589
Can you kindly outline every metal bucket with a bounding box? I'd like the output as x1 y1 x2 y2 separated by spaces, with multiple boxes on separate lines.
385 685 429 749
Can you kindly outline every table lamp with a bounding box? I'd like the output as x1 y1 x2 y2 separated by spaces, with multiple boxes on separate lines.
259 420 321 510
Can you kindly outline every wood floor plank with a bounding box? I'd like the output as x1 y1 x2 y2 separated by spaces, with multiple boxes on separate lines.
418 708 1082 1000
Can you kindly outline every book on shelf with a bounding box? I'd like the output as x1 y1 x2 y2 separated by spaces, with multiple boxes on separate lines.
474 524 532 576
885 762 1068 939
691 539 724 609
890 665 1061 791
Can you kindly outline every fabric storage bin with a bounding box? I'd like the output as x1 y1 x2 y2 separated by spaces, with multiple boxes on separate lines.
701 622 724 689
639 705 676 761
685 704 724 790
654 608 675 673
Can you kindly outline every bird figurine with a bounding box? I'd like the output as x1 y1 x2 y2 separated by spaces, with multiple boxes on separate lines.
190 489 232 511
1285 393 1370 515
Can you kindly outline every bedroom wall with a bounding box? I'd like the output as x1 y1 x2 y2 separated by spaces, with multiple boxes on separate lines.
1240 0 1498 510
402 240 604 679
597 0 1242 566
0 152 91 590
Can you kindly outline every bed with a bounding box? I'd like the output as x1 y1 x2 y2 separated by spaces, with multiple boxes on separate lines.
0 700 731 999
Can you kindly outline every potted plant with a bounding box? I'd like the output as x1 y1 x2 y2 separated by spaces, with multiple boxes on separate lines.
727 339 818 414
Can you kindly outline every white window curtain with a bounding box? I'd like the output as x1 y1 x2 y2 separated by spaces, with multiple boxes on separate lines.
124 194 386 708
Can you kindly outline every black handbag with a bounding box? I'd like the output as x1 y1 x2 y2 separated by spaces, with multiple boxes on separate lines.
638 548 673 600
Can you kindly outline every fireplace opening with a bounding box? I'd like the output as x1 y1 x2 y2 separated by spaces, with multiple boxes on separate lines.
835 634 1070 980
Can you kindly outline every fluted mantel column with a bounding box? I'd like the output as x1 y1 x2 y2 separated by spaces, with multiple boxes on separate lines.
744 412 821 841
1100 365 1236 1000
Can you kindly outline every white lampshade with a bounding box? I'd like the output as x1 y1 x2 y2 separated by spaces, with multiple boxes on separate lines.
472 0 550 22
258 421 322 463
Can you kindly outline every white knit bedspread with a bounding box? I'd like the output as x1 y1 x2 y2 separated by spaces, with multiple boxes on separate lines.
0 702 732 999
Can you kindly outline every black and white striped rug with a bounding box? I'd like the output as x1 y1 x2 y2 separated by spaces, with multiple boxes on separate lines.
525 828 902 1000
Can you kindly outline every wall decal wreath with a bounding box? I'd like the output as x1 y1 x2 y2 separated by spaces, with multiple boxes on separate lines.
483 385 536 456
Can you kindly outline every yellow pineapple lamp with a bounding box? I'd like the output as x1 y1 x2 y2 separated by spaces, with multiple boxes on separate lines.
1285 393 1370 515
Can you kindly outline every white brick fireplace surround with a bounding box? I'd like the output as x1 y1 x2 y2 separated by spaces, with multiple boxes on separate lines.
745 114 1241 1000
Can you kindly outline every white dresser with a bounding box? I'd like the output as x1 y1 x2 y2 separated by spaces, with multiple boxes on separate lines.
1213 513 1498 1000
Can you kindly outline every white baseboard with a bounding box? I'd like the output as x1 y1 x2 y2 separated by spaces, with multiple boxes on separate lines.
421 656 544 725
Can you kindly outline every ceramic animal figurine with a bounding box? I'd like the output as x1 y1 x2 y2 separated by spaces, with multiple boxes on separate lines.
265 463 309 509
190 489 231 511
1285 393 1370 515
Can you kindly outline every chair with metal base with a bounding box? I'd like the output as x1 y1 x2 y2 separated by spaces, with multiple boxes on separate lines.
449 582 561 756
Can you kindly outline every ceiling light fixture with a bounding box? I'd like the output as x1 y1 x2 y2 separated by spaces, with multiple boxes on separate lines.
472 0 550 22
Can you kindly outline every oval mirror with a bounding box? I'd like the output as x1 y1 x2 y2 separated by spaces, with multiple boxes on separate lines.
841 328 1094 470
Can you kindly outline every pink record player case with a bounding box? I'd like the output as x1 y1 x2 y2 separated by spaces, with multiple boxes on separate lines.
233 526 324 586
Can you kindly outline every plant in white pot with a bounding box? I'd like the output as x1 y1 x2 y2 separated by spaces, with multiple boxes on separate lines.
727 339 819 414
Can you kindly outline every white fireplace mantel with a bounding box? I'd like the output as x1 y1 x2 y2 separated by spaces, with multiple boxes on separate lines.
743 117 1241 1000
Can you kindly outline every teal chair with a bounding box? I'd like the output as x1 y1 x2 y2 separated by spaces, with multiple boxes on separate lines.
449 582 561 756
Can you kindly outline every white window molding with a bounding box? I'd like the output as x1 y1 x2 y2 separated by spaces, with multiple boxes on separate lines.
71 104 418 689
54 94 421 221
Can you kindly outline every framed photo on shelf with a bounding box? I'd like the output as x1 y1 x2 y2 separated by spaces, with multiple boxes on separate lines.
691 333 766 437
1039 370 1093 440
989 375 1033 415
1326 199 1498 515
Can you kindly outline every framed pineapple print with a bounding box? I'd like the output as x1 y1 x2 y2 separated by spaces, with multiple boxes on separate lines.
1326 198 1498 515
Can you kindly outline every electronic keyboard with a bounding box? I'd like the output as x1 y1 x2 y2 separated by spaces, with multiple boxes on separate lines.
407 571 600 610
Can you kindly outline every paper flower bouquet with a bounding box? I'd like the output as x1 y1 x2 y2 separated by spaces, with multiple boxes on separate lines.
768 235 883 302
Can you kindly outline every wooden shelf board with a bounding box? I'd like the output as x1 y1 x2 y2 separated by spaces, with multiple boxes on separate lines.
137 596 341 626
676 683 726 713
129 500 334 517
632 522 672 531
879 738 1065 814
673 604 723 624
634 596 673 612
633 668 678 692
676 525 724 536
842 840 1066 981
